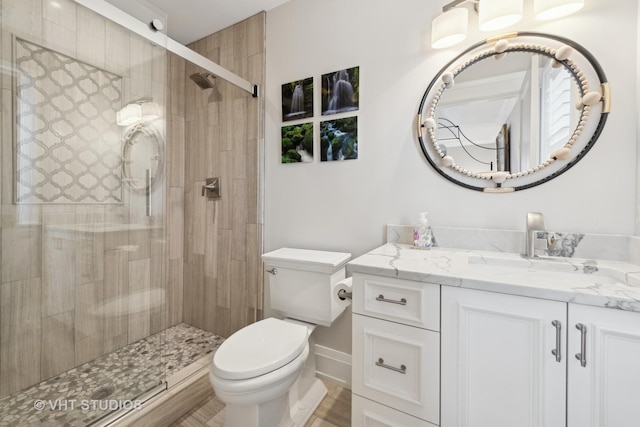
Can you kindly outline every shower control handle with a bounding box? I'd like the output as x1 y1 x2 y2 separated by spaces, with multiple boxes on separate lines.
201 183 216 194
202 177 221 198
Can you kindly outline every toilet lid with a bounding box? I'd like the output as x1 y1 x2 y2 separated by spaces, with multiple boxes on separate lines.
212 318 308 380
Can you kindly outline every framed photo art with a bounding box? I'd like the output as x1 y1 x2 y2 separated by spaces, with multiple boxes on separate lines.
320 117 357 161
321 66 359 116
282 77 313 122
281 122 314 163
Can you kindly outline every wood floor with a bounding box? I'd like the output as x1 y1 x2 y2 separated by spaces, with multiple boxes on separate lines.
170 378 351 427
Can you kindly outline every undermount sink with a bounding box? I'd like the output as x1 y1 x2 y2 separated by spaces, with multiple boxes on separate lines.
467 255 634 287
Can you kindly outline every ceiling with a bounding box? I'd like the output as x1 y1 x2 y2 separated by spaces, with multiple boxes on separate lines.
107 0 292 45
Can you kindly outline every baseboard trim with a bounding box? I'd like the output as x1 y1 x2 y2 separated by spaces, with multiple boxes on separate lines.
315 344 352 388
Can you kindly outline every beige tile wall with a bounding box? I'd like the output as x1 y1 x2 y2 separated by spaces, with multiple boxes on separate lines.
176 13 265 339
0 0 265 401
0 0 169 398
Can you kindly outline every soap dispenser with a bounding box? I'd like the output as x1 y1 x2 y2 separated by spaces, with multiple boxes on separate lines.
413 212 434 249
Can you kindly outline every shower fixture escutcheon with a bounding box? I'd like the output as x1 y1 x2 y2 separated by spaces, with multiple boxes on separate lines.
202 177 221 198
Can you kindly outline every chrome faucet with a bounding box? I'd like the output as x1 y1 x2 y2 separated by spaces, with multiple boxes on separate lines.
526 212 548 258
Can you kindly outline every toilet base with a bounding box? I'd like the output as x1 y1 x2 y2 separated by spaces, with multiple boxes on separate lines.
289 378 327 426
220 377 327 427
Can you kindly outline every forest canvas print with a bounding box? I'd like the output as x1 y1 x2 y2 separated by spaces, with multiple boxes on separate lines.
281 122 314 163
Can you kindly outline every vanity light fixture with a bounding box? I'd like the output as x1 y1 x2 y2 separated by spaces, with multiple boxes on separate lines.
431 0 584 49
534 0 584 21
478 0 523 31
140 101 161 121
431 7 469 49
116 100 161 126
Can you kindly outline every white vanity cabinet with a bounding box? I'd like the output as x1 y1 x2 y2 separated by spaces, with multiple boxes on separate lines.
351 273 440 426
441 286 640 427
441 287 567 426
567 304 640 427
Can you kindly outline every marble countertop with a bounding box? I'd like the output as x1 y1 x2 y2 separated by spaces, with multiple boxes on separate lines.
347 243 640 312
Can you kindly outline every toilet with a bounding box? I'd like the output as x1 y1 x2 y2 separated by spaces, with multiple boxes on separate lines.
209 247 352 427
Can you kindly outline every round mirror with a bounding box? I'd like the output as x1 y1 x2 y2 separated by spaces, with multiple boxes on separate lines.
122 123 164 193
418 32 610 192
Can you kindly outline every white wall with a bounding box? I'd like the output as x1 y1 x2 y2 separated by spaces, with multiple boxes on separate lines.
265 0 639 355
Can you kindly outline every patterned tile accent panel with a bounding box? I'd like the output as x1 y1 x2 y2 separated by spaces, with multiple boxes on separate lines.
14 37 123 204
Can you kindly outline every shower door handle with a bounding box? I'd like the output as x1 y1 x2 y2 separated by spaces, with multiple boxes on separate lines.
145 169 151 216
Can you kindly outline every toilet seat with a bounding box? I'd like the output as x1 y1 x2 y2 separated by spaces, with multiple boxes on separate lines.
212 317 308 380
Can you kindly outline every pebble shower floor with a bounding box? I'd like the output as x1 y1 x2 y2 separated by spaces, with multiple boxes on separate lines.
0 324 224 426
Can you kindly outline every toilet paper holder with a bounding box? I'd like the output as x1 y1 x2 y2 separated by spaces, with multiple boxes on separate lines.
337 288 352 301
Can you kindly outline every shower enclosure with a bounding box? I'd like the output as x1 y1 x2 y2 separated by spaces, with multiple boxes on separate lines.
0 0 170 424
0 0 264 425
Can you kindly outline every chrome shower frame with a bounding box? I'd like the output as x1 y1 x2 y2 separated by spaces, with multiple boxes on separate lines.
74 0 259 97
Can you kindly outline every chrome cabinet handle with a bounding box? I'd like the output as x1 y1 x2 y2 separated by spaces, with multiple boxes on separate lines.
376 294 407 305
575 323 587 367
375 358 406 374
551 320 562 362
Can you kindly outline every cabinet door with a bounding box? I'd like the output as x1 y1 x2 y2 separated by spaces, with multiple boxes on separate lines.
441 287 566 427
568 304 640 427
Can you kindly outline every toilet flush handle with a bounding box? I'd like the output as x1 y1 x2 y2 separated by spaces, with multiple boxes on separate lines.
266 268 277 275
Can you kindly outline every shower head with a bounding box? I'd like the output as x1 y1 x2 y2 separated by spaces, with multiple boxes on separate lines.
189 72 216 90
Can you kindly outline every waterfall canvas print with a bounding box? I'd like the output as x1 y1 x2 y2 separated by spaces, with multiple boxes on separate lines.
320 117 358 161
282 122 314 163
321 66 359 116
282 77 313 122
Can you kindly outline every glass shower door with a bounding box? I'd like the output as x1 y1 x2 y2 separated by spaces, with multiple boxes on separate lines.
0 0 168 424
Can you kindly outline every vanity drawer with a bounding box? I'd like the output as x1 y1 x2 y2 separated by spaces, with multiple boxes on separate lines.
352 394 437 427
353 273 440 330
352 314 440 424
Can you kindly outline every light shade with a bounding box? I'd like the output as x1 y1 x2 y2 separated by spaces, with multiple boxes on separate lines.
478 0 523 31
534 0 584 21
116 103 142 126
432 7 469 49
141 101 161 121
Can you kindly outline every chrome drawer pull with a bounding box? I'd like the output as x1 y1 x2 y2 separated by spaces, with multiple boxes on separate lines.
575 323 587 367
551 320 562 362
375 358 406 374
376 294 407 305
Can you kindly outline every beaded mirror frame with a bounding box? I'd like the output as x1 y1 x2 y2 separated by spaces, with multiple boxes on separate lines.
417 32 610 192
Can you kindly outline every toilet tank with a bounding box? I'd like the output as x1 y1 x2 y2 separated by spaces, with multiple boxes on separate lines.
262 248 351 327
